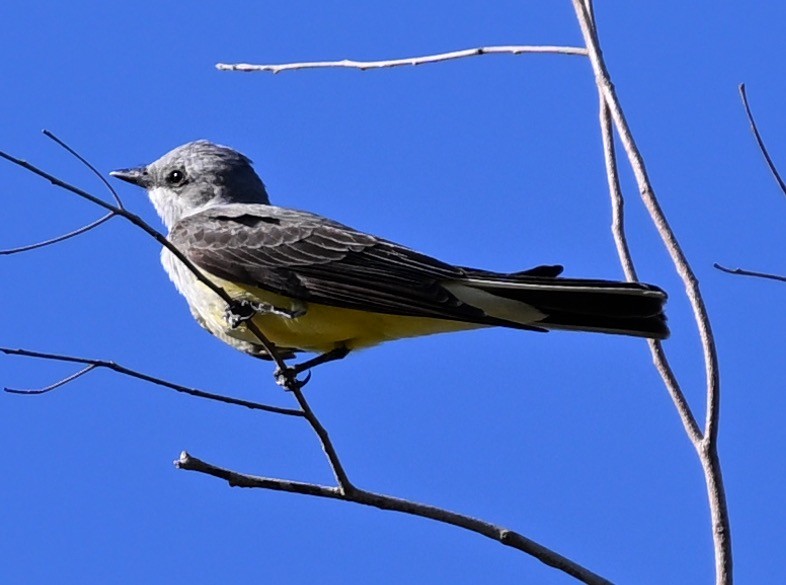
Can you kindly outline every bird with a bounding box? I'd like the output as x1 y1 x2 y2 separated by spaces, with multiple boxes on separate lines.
110 140 668 377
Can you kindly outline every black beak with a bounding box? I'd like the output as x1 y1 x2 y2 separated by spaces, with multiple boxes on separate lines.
109 166 151 188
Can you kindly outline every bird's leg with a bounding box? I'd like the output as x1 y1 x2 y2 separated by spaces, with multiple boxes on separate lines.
275 345 350 388
225 299 306 329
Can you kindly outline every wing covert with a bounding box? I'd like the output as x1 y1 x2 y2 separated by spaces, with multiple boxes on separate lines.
168 204 491 322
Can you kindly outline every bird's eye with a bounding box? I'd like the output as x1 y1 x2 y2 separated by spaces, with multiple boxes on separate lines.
166 169 186 186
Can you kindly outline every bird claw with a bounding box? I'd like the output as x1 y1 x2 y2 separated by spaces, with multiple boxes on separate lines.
274 366 312 390
225 300 306 329
224 300 257 329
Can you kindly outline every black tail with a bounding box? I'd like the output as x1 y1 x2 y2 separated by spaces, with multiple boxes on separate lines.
461 265 669 340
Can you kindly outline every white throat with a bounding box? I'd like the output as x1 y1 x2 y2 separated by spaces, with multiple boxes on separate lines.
147 186 202 231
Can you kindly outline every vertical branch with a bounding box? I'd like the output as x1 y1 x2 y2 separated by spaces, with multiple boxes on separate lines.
572 1 720 436
573 1 731 584
583 0 638 284
585 0 702 444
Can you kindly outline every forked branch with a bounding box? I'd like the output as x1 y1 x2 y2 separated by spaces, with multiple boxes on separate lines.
574 1 730 583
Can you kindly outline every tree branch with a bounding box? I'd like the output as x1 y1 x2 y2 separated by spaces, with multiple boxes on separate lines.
0 212 114 256
1 344 609 582
1 347 302 416
713 263 786 283
573 2 731 583
216 45 588 73
176 451 613 585
585 0 702 444
288 385 355 492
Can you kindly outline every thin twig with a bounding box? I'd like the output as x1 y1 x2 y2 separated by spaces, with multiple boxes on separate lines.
739 84 786 198
43 130 125 209
2 132 122 255
713 263 786 283
176 451 613 585
1 347 302 416
216 45 588 73
0 212 114 255
599 108 639 283
573 2 730 583
5 364 98 394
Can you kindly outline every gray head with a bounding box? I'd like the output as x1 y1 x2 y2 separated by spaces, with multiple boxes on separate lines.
110 140 270 229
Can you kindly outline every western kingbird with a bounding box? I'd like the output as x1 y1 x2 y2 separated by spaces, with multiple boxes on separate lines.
111 141 668 373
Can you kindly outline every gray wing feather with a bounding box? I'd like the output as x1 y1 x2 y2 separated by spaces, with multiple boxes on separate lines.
168 204 502 324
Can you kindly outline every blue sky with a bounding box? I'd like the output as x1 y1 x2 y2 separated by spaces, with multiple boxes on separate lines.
2 2 785 584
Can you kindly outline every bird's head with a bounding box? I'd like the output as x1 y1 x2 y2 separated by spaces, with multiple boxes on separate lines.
110 140 270 229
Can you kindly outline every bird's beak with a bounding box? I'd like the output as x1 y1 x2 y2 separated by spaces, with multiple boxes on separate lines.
109 166 151 188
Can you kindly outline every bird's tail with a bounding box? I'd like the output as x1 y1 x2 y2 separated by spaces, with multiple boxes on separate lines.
451 265 669 340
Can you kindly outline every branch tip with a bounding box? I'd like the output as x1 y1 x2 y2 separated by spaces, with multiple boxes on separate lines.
574 1 730 580
175 451 192 468
739 82 786 198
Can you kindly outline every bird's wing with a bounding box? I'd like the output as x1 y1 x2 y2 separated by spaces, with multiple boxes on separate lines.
169 204 534 326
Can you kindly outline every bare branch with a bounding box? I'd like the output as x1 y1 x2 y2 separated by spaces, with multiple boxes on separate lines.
586 2 703 445
176 451 613 585
0 212 114 256
713 263 786 283
1 347 302 416
739 84 786 198
216 45 588 73
573 2 730 583
574 0 721 440
647 342 703 442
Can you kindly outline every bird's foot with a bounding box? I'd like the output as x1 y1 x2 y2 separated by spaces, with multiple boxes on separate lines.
225 300 257 329
225 300 306 329
274 366 312 390
272 346 350 390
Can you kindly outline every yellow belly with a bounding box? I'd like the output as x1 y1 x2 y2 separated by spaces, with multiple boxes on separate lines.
200 277 484 354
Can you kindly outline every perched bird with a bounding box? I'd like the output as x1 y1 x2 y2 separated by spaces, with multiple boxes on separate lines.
111 140 668 375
